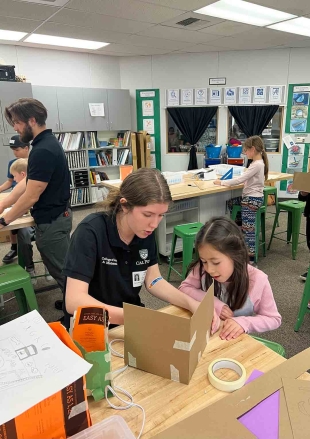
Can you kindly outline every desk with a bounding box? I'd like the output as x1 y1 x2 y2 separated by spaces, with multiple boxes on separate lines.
88 326 309 438
0 193 34 231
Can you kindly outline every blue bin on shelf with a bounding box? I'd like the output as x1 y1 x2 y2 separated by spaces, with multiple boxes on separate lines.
227 145 243 158
205 145 222 158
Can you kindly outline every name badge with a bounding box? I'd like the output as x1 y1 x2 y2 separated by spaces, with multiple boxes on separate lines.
132 271 146 287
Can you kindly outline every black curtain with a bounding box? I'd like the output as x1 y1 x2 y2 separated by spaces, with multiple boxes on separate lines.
228 105 279 137
168 106 217 170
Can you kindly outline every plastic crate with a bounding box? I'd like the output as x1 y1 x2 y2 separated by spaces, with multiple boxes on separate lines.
227 145 243 158
205 145 222 158
69 416 135 439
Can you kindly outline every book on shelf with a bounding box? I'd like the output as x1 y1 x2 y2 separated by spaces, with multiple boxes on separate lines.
84 131 99 149
66 150 87 169
58 132 84 151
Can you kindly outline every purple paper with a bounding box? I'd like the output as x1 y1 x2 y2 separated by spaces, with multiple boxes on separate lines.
238 370 280 439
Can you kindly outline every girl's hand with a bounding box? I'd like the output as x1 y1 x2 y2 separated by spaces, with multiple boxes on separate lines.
213 179 221 186
219 319 244 340
211 310 220 334
220 305 234 321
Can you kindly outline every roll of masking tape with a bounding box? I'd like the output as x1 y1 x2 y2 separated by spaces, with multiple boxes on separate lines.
208 358 246 392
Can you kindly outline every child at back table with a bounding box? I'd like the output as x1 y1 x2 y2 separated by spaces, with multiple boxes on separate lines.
179 217 281 340
214 136 269 265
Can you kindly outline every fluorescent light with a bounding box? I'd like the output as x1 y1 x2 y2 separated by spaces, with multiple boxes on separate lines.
268 17 310 37
0 29 27 41
194 0 296 27
25 34 109 50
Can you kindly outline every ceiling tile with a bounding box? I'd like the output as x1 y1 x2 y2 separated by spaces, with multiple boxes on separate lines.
136 24 225 44
66 0 185 23
136 0 215 11
174 44 232 53
0 0 59 21
36 22 129 43
249 0 310 15
200 21 253 37
97 43 172 55
0 16 41 33
277 39 310 48
118 35 195 50
49 8 155 34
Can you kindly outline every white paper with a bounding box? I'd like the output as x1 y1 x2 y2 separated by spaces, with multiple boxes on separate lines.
181 89 193 105
140 91 155 97
283 135 296 150
224 87 237 104
239 86 252 104
195 88 207 105
150 154 156 168
89 103 105 117
150 136 155 151
269 86 282 103
143 118 155 134
253 86 266 103
209 88 222 105
293 86 310 93
0 310 92 425
167 89 179 106
142 100 154 117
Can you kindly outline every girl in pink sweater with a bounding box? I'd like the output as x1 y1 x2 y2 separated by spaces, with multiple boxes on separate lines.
214 136 269 265
179 217 281 341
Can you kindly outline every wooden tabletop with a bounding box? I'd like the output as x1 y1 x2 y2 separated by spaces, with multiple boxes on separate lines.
88 325 309 438
98 171 292 201
0 193 34 231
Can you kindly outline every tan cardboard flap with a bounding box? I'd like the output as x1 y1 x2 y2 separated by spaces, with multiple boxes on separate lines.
282 377 310 439
292 172 310 192
279 388 293 439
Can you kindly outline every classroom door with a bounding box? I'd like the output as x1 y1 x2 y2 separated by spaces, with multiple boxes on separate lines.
107 89 131 130
32 85 60 132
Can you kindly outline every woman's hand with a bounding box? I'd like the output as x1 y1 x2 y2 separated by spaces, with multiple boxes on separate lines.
219 305 234 321
211 310 220 334
213 179 221 186
219 319 244 340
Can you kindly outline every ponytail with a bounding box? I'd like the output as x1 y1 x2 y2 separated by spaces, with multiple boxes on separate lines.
261 149 269 181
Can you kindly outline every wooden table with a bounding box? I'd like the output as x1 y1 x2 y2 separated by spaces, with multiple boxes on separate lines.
0 193 34 231
88 326 309 438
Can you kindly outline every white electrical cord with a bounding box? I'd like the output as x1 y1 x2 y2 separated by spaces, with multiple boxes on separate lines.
105 338 146 439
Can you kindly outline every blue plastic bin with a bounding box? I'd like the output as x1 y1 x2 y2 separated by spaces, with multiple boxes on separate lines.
205 145 222 158
227 145 243 158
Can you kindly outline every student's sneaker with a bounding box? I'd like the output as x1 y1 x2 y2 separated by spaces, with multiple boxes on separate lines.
27 269 38 286
300 272 308 281
2 249 17 264
44 266 53 282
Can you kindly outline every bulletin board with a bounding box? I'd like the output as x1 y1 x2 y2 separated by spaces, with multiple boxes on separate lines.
136 89 161 170
280 83 310 194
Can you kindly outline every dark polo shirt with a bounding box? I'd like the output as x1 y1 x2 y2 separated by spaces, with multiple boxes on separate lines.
27 129 70 224
62 212 157 325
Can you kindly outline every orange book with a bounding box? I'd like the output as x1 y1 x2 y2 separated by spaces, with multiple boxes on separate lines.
72 306 108 353
120 165 133 180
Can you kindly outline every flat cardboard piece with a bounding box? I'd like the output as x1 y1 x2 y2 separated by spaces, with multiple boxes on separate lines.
124 284 214 384
282 377 310 439
130 133 138 171
136 132 145 168
292 172 310 192
145 134 151 168
154 347 310 438
279 388 294 439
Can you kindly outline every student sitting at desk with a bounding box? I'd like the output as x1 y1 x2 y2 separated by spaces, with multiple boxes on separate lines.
63 168 220 330
179 217 281 340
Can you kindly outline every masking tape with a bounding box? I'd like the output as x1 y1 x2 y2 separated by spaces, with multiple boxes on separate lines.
128 352 137 368
173 331 196 351
68 401 87 419
170 364 180 382
208 358 246 393
105 352 111 362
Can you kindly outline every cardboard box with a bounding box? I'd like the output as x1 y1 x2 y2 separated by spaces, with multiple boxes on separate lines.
130 133 138 171
0 230 11 243
145 134 152 168
136 132 145 168
124 284 214 384
292 171 310 192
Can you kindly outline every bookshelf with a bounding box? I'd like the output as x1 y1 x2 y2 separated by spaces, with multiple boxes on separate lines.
57 130 132 207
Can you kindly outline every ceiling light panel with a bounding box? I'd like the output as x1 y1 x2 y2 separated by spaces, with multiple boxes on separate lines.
25 34 109 49
269 17 310 37
0 29 27 41
194 0 296 26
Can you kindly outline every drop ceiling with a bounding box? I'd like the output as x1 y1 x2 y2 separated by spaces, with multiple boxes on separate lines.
1 0 310 56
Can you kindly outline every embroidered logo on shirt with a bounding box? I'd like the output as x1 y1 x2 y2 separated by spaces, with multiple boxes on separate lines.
102 257 117 266
139 249 148 260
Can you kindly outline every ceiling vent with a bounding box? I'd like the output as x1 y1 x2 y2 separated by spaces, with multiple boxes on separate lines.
173 17 212 30
176 17 201 27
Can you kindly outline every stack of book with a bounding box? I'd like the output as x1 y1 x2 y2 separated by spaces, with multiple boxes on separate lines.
57 132 84 150
89 171 109 185
66 150 87 169
70 187 90 206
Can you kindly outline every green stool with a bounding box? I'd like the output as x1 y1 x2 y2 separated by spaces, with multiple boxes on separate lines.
251 335 286 357
264 186 279 226
0 264 39 318
231 204 266 263
268 200 306 260
167 222 203 281
294 272 310 331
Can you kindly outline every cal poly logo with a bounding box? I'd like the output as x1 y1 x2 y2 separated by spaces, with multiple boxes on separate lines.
139 249 148 260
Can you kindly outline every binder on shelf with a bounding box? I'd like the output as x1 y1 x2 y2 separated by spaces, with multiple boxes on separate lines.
112 148 118 166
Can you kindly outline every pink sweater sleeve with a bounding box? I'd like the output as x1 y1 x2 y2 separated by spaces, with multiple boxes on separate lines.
178 266 226 316
231 269 282 333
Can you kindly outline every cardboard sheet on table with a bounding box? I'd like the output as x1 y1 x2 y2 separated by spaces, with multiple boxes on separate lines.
282 377 310 439
292 172 310 192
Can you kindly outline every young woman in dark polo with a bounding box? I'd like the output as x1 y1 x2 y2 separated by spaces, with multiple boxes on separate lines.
63 168 218 330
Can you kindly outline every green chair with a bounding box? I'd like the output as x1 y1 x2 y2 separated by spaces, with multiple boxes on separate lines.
264 186 279 226
268 200 306 260
294 271 310 332
167 222 203 281
0 264 39 318
251 335 286 357
231 204 266 263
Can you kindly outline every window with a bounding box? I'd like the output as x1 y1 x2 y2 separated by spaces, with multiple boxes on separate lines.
167 111 217 153
228 107 283 153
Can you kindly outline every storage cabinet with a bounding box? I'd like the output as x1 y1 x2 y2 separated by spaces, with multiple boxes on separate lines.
107 89 131 130
82 88 109 131
0 82 32 133
31 85 60 131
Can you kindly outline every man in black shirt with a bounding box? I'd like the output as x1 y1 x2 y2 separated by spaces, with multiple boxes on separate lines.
0 98 72 308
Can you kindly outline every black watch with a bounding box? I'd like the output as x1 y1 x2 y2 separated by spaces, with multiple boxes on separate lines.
0 217 8 227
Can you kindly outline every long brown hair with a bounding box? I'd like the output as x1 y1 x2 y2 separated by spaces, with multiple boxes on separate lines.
244 135 269 180
102 168 172 215
187 217 249 311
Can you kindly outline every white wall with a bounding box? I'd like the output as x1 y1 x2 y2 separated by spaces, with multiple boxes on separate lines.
120 47 310 172
0 44 121 88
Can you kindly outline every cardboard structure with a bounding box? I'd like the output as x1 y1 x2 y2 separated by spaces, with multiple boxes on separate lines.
292 171 310 192
124 285 214 385
153 347 310 438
